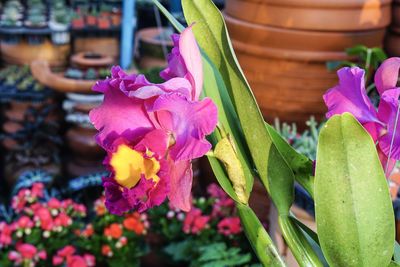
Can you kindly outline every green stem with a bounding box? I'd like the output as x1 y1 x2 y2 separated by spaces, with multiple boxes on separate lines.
236 203 286 267
278 216 323 267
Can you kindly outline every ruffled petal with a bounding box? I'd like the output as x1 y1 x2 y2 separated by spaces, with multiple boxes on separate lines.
150 93 218 161
134 129 170 158
377 88 400 160
160 27 203 101
374 57 400 95
89 82 154 150
167 158 192 212
103 177 131 216
127 77 192 100
377 146 396 177
323 67 379 124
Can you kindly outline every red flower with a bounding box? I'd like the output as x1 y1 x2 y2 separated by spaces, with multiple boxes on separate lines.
54 213 72 227
48 198 61 209
0 222 13 246
57 246 76 258
183 208 210 234
67 255 87 267
217 217 242 236
15 216 34 229
101 245 112 257
16 243 37 259
104 223 122 239
35 207 53 231
31 183 44 198
123 215 145 235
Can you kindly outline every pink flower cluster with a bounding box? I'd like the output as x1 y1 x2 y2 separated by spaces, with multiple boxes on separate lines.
8 243 47 266
179 184 241 236
53 246 95 267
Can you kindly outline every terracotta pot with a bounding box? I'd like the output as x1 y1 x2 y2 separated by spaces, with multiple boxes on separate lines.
225 0 391 31
386 0 400 57
30 60 96 93
71 51 115 69
1 39 70 67
136 27 173 69
224 4 388 126
66 126 104 159
393 1 400 28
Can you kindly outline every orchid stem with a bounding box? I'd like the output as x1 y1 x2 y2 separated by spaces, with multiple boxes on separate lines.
236 203 287 267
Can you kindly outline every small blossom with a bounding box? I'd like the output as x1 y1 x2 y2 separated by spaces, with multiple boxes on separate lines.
218 217 242 236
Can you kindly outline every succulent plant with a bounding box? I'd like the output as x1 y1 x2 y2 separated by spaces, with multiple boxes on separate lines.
274 116 323 160
64 68 84 80
85 68 97 80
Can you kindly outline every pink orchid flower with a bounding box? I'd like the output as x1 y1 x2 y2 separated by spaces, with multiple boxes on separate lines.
324 57 400 174
89 26 218 213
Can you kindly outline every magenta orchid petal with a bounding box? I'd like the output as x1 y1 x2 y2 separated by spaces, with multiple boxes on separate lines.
179 26 203 100
377 89 400 160
102 177 131 215
167 158 192 212
323 67 379 124
150 93 218 161
134 129 170 158
160 27 203 100
127 77 192 100
374 57 400 95
89 84 154 150
378 146 396 176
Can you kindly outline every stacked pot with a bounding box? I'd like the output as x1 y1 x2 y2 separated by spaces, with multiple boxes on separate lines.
225 0 391 126
385 0 400 56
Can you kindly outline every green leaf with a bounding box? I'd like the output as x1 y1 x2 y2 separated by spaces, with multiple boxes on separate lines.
182 0 279 193
207 155 240 203
266 124 314 197
150 0 184 32
389 262 400 267
236 203 286 267
279 216 323 267
315 113 395 267
394 242 400 263
202 54 254 197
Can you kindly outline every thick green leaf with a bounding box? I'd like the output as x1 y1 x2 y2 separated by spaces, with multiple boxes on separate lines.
389 262 400 267
236 203 286 267
182 0 278 192
279 216 323 267
151 0 184 32
202 54 254 197
315 113 395 267
266 124 314 197
394 242 400 263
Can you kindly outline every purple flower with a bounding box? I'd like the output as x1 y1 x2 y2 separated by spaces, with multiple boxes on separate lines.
90 27 218 213
324 58 400 173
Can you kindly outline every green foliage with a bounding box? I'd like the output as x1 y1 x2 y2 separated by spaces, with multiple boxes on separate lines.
315 113 395 267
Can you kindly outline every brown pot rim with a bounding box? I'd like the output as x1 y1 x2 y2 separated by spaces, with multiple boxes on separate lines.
71 52 114 68
30 60 96 94
137 27 173 47
225 15 384 61
235 0 391 8
225 0 391 31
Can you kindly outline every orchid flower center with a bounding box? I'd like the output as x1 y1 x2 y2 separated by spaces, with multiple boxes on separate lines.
110 144 160 189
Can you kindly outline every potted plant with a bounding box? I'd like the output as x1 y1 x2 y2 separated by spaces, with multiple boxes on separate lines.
71 11 85 30
97 16 111 30
1 6 23 44
49 6 71 45
86 9 98 28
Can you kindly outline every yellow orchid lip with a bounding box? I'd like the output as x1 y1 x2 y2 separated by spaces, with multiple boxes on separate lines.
110 144 160 189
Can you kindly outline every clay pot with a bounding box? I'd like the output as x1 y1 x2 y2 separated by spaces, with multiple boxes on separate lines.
66 126 104 159
225 0 391 31
385 0 400 56
136 27 173 69
71 51 114 69
225 0 390 126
